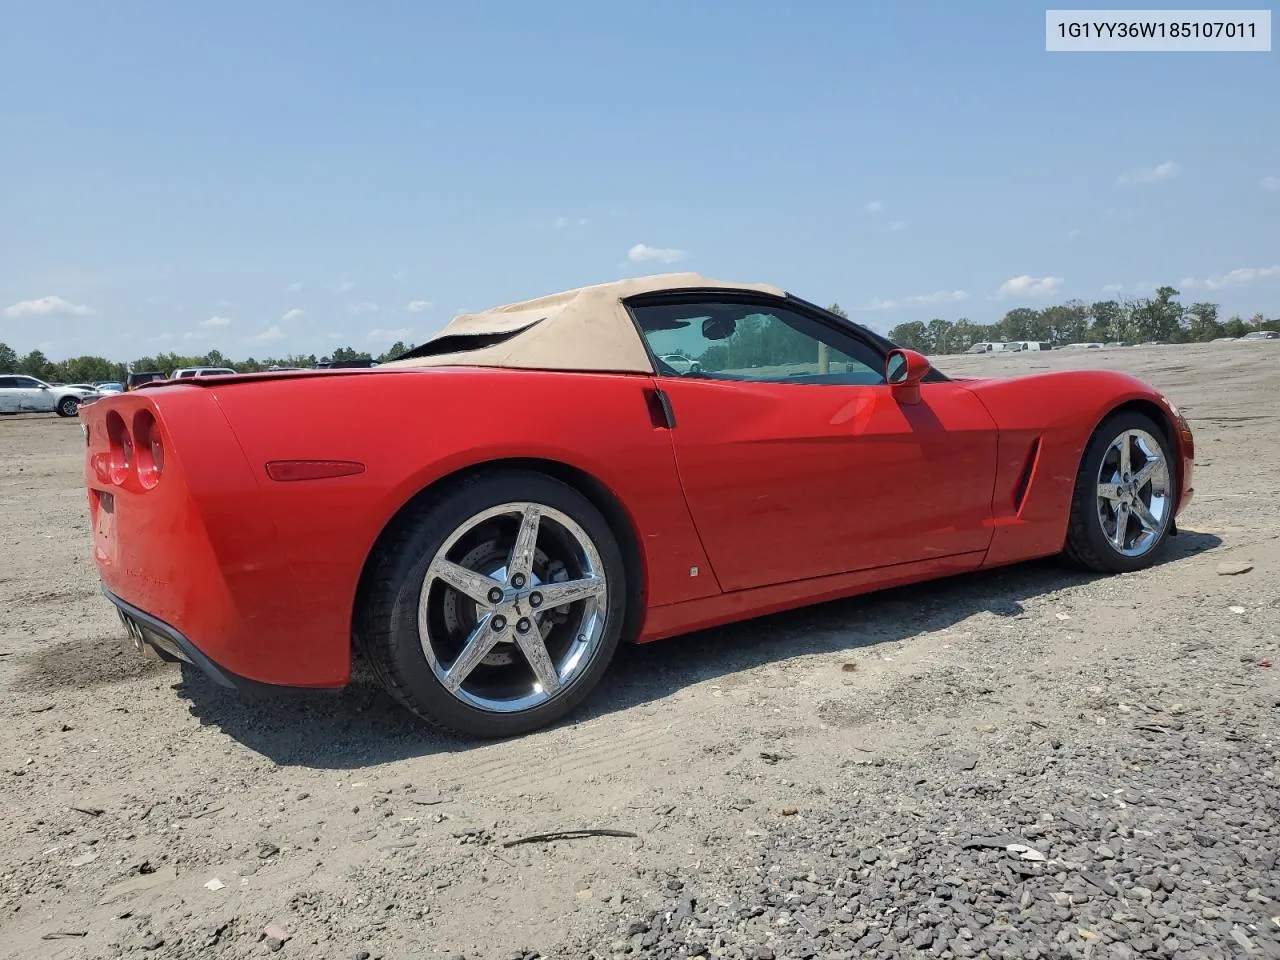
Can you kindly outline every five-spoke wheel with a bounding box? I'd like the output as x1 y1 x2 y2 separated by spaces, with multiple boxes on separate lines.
357 471 628 737
1066 411 1176 572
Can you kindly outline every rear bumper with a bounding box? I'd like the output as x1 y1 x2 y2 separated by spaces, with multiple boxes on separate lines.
105 588 274 694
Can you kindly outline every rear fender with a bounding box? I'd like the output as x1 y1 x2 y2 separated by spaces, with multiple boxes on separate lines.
210 368 720 656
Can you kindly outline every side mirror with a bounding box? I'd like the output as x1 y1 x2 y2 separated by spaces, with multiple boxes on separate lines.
40 384 50 390
885 348 930 404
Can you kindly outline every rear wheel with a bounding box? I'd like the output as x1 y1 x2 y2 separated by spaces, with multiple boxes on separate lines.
1064 411 1175 573
357 470 627 738
56 396 80 417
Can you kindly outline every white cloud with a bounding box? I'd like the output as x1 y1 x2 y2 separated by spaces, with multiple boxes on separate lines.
888 221 905 232
280 308 305 322
995 275 1064 299
864 290 970 310
349 302 379 314
1178 277 1198 289
201 315 232 328
2 295 95 318
866 200 884 213
248 326 286 344
286 281 302 293
407 300 432 313
554 216 589 229
334 280 355 293
1068 228 1081 239
627 243 686 264
391 270 406 280
1260 175 1280 191
577 217 588 226
1117 161 1179 185
368 327 412 342
1200 265 1280 289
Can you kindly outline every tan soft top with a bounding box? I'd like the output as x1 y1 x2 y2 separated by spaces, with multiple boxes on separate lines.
381 272 784 374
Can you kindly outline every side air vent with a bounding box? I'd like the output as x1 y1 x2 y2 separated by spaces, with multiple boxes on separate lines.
1012 436 1042 513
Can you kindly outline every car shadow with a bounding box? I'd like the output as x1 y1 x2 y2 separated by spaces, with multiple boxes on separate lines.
175 530 1221 769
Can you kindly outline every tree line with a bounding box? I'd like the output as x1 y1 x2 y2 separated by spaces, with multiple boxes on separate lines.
884 286 1278 355
0 341 416 384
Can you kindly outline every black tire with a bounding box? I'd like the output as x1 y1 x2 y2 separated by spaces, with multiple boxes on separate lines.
1063 410 1175 573
356 469 629 738
56 396 80 418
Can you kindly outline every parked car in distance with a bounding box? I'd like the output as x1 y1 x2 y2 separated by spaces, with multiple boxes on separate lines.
171 366 237 379
659 354 702 374
95 382 125 394
1237 330 1278 341
317 358 379 369
0 375 98 416
126 371 167 391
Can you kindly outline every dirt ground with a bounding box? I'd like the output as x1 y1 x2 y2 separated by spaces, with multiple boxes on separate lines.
1 342 1277 960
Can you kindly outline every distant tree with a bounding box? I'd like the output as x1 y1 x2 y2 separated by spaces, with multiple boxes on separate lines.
925 318 953 355
998 308 1040 341
1185 302 1222 341
0 341 18 372
1149 286 1185 341
827 302 848 319
1086 300 1122 342
377 341 414 362
1222 315 1249 338
886 321 930 353
331 346 373 362
1042 301 1089 345
947 318 981 352
18 350 54 380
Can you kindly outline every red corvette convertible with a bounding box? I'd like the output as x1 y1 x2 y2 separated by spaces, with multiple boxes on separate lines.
83 273 1195 737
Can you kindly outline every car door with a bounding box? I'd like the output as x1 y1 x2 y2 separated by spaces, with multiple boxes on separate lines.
0 377 19 413
10 377 54 412
629 293 1000 593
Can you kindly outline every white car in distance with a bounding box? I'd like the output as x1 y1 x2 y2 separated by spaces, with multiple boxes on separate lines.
0 376 99 417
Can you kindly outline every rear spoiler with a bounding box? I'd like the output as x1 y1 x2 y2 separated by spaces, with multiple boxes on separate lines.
132 368 393 390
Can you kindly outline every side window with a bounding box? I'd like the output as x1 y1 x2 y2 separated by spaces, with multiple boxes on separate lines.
0 377 17 389
12 377 40 388
630 299 886 385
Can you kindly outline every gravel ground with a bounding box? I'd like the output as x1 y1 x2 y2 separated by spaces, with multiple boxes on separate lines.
1 342 1277 960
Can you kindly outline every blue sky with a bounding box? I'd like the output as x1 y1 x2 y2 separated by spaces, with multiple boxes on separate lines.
1 1 1276 360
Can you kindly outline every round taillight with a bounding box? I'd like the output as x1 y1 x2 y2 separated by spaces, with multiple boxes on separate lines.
133 410 164 489
105 411 132 485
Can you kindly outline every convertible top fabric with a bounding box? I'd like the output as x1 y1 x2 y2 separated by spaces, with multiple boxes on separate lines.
381 272 785 374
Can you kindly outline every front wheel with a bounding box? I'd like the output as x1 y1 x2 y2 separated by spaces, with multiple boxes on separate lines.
56 396 80 418
356 470 628 738
1064 411 1176 573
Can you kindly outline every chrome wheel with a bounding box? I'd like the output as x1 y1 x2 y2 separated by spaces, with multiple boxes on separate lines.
1095 428 1171 558
417 501 609 713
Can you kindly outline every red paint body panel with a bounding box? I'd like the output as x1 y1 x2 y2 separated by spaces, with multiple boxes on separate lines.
655 379 999 590
641 551 986 642
84 369 718 686
81 363 1195 688
959 370 1196 567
